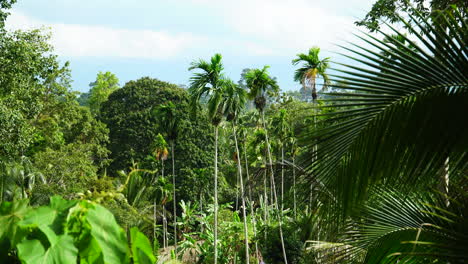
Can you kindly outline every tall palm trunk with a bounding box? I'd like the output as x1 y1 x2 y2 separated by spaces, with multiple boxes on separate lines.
292 153 297 220
162 161 167 248
232 123 250 263
235 170 239 211
261 110 288 264
311 76 317 101
243 134 252 202
263 152 268 231
311 80 318 209
281 146 284 211
214 125 219 264
171 141 177 254
153 196 157 246
153 164 158 245
243 137 259 262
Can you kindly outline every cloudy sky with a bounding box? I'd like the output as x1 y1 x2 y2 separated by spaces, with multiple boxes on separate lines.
6 0 374 92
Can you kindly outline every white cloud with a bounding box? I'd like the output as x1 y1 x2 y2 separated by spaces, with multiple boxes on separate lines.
189 0 358 54
5 12 203 59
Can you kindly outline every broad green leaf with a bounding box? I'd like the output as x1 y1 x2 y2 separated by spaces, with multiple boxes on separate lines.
130 227 156 264
65 201 104 264
86 203 130 264
0 199 29 247
19 206 58 243
17 234 78 264
19 196 77 243
49 195 77 212
79 237 104 264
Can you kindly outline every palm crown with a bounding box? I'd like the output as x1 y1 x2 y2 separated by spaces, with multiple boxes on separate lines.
245 66 279 112
292 47 330 101
221 79 246 122
188 53 225 126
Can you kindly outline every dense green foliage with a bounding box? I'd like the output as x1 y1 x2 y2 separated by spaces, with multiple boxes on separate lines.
100 77 213 176
0 0 467 263
88 71 120 114
0 196 155 264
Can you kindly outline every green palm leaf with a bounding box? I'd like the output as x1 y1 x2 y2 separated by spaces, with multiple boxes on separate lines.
302 7 468 217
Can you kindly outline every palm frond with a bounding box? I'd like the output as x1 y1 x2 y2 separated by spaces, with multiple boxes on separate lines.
327 183 467 263
301 7 468 217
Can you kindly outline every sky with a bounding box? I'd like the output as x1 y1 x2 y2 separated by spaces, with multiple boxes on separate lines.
6 0 375 93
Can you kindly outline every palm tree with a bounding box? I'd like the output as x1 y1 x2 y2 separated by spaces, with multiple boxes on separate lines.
245 66 289 264
292 47 330 206
292 47 330 102
303 7 468 263
188 53 225 264
154 102 179 252
222 78 250 263
151 134 169 248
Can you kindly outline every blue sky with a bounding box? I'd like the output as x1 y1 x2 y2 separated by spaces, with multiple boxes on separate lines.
6 0 374 93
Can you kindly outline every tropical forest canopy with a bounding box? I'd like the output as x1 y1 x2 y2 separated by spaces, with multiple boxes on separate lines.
0 0 467 263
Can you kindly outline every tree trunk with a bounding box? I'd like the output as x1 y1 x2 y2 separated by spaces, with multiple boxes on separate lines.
244 137 259 262
311 77 317 101
310 85 318 209
171 141 178 254
293 153 297 220
162 161 167 248
243 134 252 202
261 111 288 264
232 123 250 263
263 156 268 230
235 168 239 211
281 146 284 211
153 197 157 246
214 125 219 264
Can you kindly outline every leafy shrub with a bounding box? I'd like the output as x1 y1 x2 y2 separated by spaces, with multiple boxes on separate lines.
0 196 156 264
258 224 304 264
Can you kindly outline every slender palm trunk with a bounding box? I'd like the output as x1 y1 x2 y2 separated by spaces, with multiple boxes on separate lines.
214 125 219 264
232 123 250 263
171 141 177 254
261 111 288 264
311 77 317 101
243 134 252 202
244 138 259 262
162 161 167 248
163 212 168 248
153 197 157 245
281 146 284 211
263 156 268 230
293 153 297 220
235 170 239 211
311 82 317 209
153 166 158 244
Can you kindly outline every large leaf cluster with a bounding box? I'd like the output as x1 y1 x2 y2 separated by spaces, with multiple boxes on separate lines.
0 196 155 264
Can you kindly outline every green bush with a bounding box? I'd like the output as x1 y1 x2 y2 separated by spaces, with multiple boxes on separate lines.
0 196 156 264
258 224 304 264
